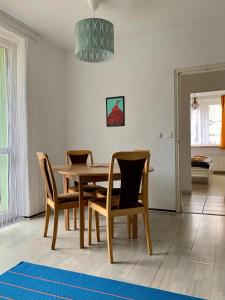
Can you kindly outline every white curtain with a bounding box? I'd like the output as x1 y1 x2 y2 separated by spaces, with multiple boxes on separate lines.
191 97 219 145
0 29 29 227
0 11 44 227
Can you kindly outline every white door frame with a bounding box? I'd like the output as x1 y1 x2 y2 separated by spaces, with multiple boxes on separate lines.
174 62 225 212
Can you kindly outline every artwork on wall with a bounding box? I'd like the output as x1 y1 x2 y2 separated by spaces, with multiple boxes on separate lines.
106 96 125 127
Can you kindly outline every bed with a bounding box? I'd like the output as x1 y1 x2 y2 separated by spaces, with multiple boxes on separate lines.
191 156 213 184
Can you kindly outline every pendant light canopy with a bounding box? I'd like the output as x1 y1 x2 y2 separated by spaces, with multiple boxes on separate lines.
75 0 114 63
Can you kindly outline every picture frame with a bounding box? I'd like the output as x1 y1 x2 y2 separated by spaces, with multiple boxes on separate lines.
106 96 125 127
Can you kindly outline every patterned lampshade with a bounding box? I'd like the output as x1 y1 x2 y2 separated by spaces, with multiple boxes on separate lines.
75 18 114 63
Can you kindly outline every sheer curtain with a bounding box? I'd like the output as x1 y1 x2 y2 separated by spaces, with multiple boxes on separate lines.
0 29 29 227
191 98 209 145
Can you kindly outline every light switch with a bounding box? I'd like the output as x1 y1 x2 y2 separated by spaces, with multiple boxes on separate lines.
156 132 163 138
164 132 173 138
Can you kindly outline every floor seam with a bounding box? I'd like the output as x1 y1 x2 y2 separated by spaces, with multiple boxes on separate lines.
149 247 169 287
202 195 207 214
188 214 202 262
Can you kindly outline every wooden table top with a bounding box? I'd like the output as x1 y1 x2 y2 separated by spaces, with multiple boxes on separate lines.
53 163 154 176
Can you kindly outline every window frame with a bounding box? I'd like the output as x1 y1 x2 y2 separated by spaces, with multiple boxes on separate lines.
191 96 222 147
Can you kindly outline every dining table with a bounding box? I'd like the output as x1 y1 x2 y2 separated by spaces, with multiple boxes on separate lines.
53 163 154 249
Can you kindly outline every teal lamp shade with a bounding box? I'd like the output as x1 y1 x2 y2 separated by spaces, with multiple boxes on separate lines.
75 18 114 63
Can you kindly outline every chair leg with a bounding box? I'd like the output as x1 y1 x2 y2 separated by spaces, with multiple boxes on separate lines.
132 215 138 239
106 216 113 263
94 211 100 242
127 216 132 239
88 204 92 245
73 208 78 230
44 203 51 237
51 208 59 250
64 209 70 231
143 210 152 255
111 217 114 239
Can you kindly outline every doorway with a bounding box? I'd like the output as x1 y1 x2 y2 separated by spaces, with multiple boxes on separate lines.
175 64 225 215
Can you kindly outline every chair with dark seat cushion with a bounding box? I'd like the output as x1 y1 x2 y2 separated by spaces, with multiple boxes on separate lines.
65 150 105 230
36 152 93 250
88 150 152 263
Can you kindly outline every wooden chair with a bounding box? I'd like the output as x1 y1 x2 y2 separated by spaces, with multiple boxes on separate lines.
36 152 93 250
88 151 152 263
65 150 104 230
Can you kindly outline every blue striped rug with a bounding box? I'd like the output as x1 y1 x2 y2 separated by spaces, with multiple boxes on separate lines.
0 262 204 299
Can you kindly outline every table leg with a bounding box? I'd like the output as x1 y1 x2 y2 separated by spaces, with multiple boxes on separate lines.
63 176 70 231
79 177 85 248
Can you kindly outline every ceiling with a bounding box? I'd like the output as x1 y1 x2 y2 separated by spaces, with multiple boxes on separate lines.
0 0 224 50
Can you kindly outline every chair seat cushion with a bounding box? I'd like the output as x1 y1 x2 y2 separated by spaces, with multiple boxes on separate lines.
90 197 119 210
58 191 92 203
96 188 120 198
90 196 145 210
69 184 105 193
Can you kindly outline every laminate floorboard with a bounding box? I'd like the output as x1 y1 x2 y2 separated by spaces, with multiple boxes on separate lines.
0 210 225 299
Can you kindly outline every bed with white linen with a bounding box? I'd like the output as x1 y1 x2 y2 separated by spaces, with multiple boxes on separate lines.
191 157 213 184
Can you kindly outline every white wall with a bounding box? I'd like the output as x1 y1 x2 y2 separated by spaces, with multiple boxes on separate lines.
65 21 225 211
26 38 66 216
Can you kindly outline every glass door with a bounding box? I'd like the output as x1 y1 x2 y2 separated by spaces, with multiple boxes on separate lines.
0 46 9 216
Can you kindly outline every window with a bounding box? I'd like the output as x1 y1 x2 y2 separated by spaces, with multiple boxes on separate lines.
191 94 222 146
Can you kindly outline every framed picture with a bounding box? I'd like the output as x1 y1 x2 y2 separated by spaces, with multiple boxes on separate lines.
106 96 125 127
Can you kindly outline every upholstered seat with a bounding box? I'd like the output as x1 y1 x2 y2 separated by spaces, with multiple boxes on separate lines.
96 188 120 198
88 197 120 211
69 184 104 194
57 191 92 203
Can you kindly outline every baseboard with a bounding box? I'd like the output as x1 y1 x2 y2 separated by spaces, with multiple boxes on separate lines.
23 211 45 219
24 209 176 217
149 208 176 213
182 190 192 195
213 171 225 174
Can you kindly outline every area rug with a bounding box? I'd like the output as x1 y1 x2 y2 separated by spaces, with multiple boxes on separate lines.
0 262 204 299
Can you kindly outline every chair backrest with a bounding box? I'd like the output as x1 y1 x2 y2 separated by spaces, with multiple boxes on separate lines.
36 152 57 202
66 150 93 165
107 151 150 210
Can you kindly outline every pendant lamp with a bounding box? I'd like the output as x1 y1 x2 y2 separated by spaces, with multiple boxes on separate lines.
75 0 114 63
191 94 200 110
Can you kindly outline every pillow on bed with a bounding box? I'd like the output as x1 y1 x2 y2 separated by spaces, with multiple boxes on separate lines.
191 155 208 161
192 157 213 169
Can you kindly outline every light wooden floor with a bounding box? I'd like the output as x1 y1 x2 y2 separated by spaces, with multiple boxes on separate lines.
0 211 225 299
183 174 225 215
192 174 225 196
182 194 225 215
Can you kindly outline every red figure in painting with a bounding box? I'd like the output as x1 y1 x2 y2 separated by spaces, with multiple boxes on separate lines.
107 100 124 125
